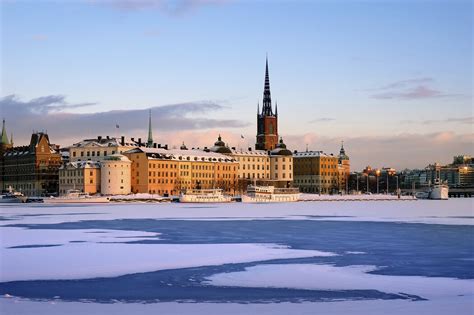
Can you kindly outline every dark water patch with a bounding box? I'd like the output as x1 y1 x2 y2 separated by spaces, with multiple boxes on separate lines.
8 244 62 249
69 241 87 243
0 262 424 303
6 219 474 279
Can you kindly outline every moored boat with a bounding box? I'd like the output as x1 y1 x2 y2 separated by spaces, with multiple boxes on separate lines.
242 185 300 203
179 189 232 203
44 190 110 204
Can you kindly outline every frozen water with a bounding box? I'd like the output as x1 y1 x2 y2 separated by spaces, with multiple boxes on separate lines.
0 199 473 314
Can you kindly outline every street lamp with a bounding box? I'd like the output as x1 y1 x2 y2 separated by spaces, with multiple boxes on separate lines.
376 169 380 194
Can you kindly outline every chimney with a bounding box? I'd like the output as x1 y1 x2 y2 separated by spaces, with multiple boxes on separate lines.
248 147 252 151
106 136 110 140
131 137 135 142
231 147 236 150
153 143 157 148
97 136 102 141
164 144 168 150
138 138 142 146
158 144 161 148
121 136 125 146
204 147 208 150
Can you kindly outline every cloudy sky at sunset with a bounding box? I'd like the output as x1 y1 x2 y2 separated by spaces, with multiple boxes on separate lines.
1 0 472 170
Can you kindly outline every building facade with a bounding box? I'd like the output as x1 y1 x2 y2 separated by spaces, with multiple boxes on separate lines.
293 150 339 194
100 154 132 195
337 142 351 193
69 136 140 162
0 119 13 191
59 161 101 195
1 132 62 196
124 147 238 195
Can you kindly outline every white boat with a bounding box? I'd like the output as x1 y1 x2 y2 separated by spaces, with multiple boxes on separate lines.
242 185 300 203
44 190 110 204
0 187 27 203
429 179 449 200
179 189 232 203
415 179 449 200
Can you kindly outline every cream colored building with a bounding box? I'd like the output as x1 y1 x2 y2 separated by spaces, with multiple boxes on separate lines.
208 135 293 190
69 136 139 162
100 154 132 195
269 141 293 187
59 161 101 195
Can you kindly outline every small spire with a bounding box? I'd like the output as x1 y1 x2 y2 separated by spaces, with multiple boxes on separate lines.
275 101 278 116
257 101 260 115
306 144 308 152
218 134 221 141
147 109 153 148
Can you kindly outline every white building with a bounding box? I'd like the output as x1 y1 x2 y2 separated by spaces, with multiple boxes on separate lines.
100 154 132 195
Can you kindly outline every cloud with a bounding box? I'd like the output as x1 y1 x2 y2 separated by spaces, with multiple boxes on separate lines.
369 78 455 100
401 116 474 125
0 94 249 146
308 117 336 123
91 0 228 15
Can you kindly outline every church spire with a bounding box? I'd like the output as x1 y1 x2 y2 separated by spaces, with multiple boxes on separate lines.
1 119 9 145
262 56 273 116
146 109 153 148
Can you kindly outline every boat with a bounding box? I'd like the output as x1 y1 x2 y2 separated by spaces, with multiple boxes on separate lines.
415 179 449 200
241 185 300 203
179 189 232 203
428 179 449 200
44 190 110 204
0 187 27 203
0 192 26 203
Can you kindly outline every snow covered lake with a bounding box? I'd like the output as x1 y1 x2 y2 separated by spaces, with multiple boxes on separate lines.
1 199 473 314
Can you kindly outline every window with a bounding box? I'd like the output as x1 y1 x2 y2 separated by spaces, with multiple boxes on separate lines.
73 152 76 157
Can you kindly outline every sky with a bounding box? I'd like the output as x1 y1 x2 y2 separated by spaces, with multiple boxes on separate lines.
0 0 472 170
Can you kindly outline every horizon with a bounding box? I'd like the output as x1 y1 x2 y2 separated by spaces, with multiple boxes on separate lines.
1 0 472 170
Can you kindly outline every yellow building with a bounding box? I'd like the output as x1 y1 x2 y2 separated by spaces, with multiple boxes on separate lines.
293 150 339 194
124 147 238 196
337 142 350 193
59 161 101 195
69 136 139 162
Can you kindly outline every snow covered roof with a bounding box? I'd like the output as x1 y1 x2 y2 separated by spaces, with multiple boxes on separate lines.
229 149 269 156
103 153 131 162
60 161 101 170
124 147 237 163
293 151 336 158
70 137 139 149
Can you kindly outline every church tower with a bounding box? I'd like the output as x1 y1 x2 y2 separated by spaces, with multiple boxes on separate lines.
256 57 278 151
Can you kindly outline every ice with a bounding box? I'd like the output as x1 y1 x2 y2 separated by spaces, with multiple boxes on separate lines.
1 227 160 248
204 264 474 300
1 296 473 315
1 198 473 226
0 242 335 282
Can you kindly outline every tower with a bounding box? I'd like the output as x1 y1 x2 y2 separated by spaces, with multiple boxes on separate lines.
256 57 278 151
147 109 153 148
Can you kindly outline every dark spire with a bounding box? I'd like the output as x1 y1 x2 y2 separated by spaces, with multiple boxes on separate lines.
147 109 153 148
1 119 9 145
275 100 278 116
257 101 260 115
262 56 273 116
